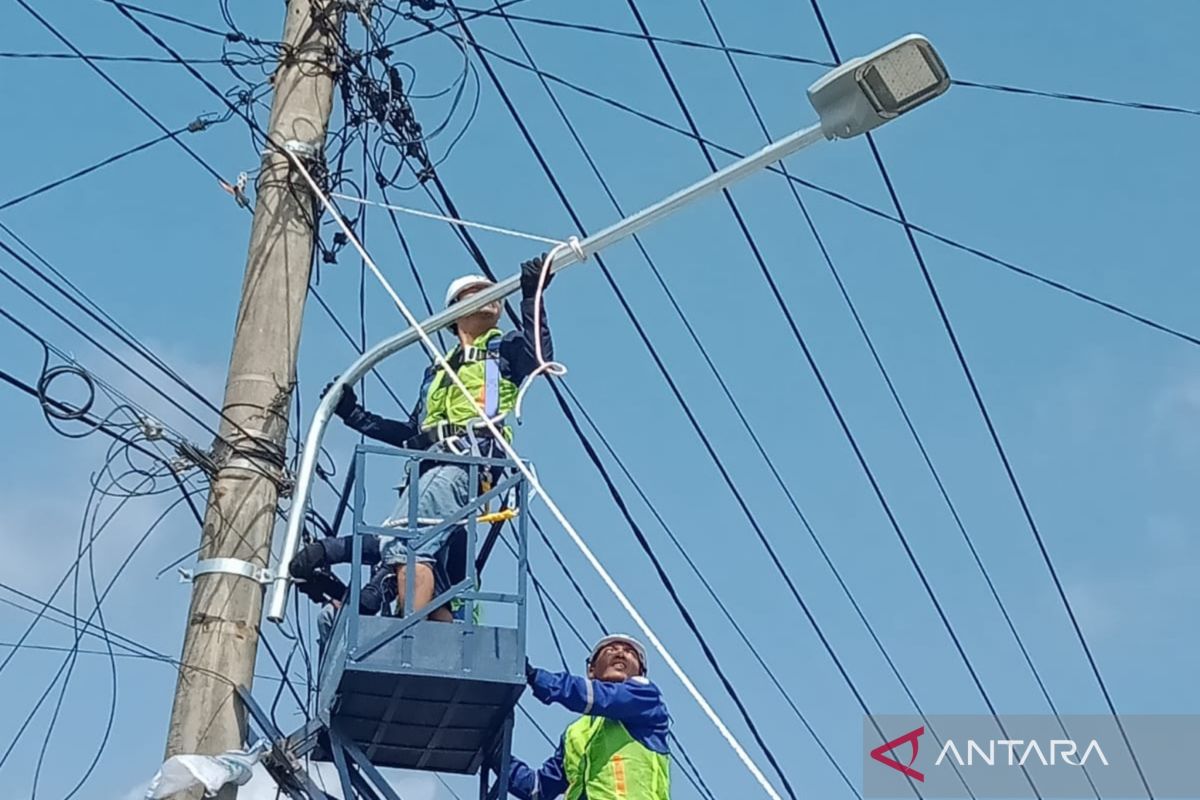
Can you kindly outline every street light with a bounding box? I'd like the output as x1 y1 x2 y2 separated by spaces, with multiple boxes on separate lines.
808 34 950 140
266 33 952 623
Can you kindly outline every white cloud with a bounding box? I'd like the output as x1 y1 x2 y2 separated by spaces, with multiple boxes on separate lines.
1033 350 1118 441
1065 512 1200 641
0 464 194 597
1151 369 1200 461
98 338 227 445
0 340 225 595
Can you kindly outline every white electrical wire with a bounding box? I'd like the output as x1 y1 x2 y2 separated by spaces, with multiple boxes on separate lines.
331 192 564 245
290 155 785 800
513 238 576 421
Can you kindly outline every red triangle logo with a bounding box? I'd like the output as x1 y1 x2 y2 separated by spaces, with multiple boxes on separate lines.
870 726 925 782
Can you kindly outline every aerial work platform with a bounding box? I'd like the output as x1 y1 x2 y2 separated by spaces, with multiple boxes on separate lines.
322 617 523 773
245 445 530 800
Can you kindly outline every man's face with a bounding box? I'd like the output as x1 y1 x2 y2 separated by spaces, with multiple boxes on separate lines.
455 285 501 330
588 641 643 683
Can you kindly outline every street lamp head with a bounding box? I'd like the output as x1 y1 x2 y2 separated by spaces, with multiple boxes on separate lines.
807 34 950 140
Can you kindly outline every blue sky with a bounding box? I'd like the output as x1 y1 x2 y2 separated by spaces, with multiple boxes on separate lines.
1 2 1198 799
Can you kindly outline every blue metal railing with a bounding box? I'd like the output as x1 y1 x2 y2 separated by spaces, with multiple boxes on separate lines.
336 444 529 667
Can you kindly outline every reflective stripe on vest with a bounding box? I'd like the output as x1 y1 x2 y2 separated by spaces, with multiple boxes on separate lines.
563 716 670 800
483 351 500 418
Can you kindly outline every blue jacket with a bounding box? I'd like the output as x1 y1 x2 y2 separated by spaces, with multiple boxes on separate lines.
339 290 552 447
507 668 670 800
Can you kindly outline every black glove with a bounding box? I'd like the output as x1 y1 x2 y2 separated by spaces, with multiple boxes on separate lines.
321 379 357 419
289 540 323 579
296 569 346 604
524 658 538 685
291 541 343 603
520 254 552 294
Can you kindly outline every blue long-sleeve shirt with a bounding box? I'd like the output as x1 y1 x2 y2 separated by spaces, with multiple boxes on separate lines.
339 291 553 447
507 668 670 800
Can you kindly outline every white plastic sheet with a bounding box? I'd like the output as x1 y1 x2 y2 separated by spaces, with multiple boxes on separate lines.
145 741 266 798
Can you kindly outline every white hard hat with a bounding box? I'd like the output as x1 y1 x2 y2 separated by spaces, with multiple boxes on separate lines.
444 274 494 308
588 634 648 676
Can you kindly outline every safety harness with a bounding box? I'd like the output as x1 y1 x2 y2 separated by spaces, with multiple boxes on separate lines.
405 338 507 455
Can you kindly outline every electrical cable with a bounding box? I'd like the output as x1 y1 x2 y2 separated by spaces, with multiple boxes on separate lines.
113 1 231 37
380 0 531 49
0 488 190 782
4 4 1185 796
0 359 203 521
1 234 312 800
0 51 246 64
0 242 289 482
447 12 941 797
72 7 883 800
439 35 1200 351
93 0 444 425
488 9 966 794
412 156 863 795
1 15 403 528
499 533 717 800
363 139 832 800
15 0 226 184
56 15 705 791
801 3 1156 794
688 1 1099 795
448 4 1200 117
618 4 1035 798
290 151 787 800
0 118 224 211
0 332 305 796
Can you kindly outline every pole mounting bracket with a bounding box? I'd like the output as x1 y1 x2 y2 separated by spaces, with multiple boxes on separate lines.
281 139 319 160
179 557 274 586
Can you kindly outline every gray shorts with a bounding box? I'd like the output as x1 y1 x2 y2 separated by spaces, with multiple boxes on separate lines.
380 462 471 594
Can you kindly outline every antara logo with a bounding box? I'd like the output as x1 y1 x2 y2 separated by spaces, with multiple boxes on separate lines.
871 727 926 782
870 727 1110 781
935 739 1109 767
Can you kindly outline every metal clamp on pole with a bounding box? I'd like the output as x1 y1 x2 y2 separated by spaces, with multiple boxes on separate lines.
281 139 319 160
179 557 274 586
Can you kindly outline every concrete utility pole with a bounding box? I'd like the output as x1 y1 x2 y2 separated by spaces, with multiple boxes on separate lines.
163 1 340 795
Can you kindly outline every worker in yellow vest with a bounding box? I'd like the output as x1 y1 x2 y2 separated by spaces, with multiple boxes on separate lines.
327 256 553 621
509 634 670 800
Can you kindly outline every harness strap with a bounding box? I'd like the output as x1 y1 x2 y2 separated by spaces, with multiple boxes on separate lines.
419 334 506 450
461 344 498 363
405 421 494 450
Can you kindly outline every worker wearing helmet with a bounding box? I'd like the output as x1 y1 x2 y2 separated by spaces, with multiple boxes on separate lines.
508 634 671 800
324 256 553 622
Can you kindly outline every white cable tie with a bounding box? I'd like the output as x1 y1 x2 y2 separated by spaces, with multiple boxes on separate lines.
288 152 785 800
565 235 586 262
330 193 564 246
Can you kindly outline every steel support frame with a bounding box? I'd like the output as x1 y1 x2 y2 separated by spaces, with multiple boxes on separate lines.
273 445 530 798
343 445 528 662
238 686 330 800
478 711 515 800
